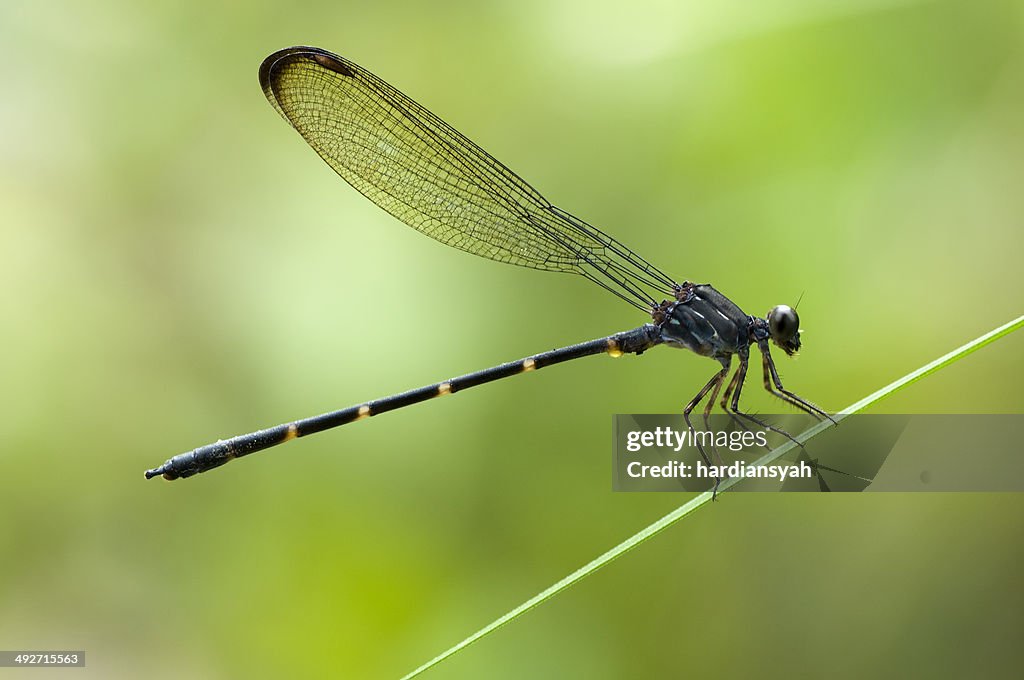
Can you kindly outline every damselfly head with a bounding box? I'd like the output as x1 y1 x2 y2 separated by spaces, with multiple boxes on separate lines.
767 305 801 356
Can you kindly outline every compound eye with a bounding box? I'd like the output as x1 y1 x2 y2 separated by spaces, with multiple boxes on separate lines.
768 305 799 343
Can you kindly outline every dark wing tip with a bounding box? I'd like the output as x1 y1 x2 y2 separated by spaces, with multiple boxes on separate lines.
259 46 354 93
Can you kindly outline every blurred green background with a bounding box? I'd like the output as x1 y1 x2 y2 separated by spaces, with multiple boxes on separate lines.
2 0 1023 677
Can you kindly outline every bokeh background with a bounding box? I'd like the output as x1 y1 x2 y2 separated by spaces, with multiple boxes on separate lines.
2 0 1023 677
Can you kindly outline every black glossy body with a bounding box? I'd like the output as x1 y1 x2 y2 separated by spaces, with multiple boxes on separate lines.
658 283 750 360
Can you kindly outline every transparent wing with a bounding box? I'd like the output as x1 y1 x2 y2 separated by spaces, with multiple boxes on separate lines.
259 46 677 310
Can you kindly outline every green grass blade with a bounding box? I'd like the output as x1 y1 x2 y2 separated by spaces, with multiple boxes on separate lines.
401 314 1024 680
